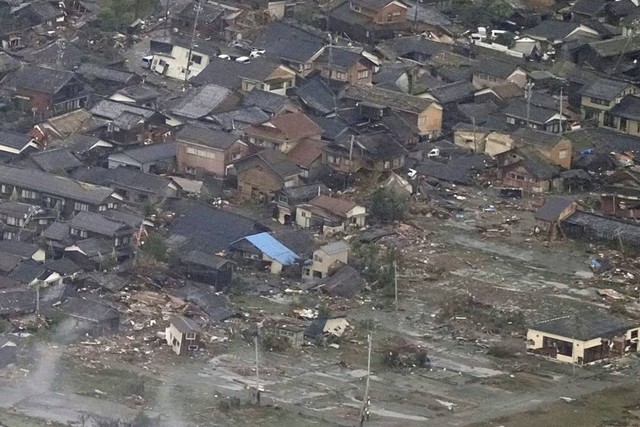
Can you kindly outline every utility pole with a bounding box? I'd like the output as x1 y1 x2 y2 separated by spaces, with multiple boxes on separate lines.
254 335 261 406
360 333 372 426
413 0 419 32
471 116 477 153
394 261 398 312
184 0 202 90
558 85 564 134
345 134 354 190
525 80 534 128
164 0 171 37
35 280 40 317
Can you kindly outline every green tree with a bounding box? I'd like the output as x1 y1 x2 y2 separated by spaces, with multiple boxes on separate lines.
370 187 408 223
494 32 515 48
141 233 168 262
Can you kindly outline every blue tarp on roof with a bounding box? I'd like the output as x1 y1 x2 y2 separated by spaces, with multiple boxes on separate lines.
245 232 299 265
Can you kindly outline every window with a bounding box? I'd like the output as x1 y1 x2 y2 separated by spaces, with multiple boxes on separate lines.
2 231 13 240
79 230 87 238
543 336 573 357
74 202 89 212
418 116 427 125
108 202 115 209
313 254 322 262
383 161 391 169
0 185 6 193
632 330 638 339
6 217 16 226
70 228 77 235
334 71 346 80
603 112 615 127
304 63 312 70
185 332 196 340
186 146 216 159
190 54 203 64
98 205 107 212
621 117 628 132
21 190 36 199
559 149 568 159
188 345 199 350
506 117 516 124
590 97 609 106
357 70 369 79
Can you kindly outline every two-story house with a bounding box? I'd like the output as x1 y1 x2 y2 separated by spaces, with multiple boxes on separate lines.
149 37 217 81
579 77 638 125
176 124 249 178
509 128 572 169
313 47 375 85
171 1 225 39
603 94 640 136
166 315 201 356
323 132 407 173
341 85 443 139
302 241 350 282
233 150 301 202
472 58 528 90
1 65 91 119
243 111 323 153
503 99 570 133
90 100 169 146
328 0 410 43
191 57 297 95
295 195 366 233
0 164 119 219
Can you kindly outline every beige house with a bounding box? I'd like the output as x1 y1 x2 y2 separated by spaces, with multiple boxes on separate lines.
296 195 366 234
527 313 640 365
484 131 514 157
578 77 638 126
302 241 350 282
453 124 490 153
166 316 201 356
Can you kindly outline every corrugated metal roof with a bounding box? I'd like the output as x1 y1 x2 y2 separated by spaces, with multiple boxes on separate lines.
245 232 298 265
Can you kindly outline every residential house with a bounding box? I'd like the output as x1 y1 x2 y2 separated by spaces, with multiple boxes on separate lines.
483 131 514 157
52 297 120 337
472 58 528 90
244 112 323 153
191 57 297 95
495 146 561 193
171 1 226 38
527 312 640 364
602 94 640 136
149 37 217 81
295 195 366 233
229 232 299 274
208 107 271 131
453 123 491 153
253 22 325 75
166 316 201 356
273 183 330 224
574 37 640 75
31 108 107 145
109 85 161 109
0 164 119 218
71 167 180 204
12 1 65 28
1 65 91 119
107 142 176 173
23 148 83 174
313 47 375 85
534 197 578 239
0 201 46 241
376 35 451 62
579 77 638 125
524 20 599 48
241 90 301 117
509 128 573 169
67 211 134 248
0 130 39 160
319 264 364 298
285 138 325 180
175 125 249 178
302 241 350 282
75 63 139 95
233 150 301 202
503 99 569 133
328 0 410 44
179 250 234 289
341 85 443 139
90 100 169 146
600 167 640 219
167 84 239 120
324 132 407 173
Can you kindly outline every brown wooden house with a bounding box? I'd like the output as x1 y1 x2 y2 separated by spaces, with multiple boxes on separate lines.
234 149 301 202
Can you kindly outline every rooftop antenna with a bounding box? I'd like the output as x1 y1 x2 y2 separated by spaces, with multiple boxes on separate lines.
184 0 203 90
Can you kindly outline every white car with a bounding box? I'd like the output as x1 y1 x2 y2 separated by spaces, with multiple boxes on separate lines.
235 56 251 63
217 54 231 60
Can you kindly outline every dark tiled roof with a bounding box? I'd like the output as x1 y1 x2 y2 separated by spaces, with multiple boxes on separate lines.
564 127 640 153
535 197 575 222
114 85 160 102
176 123 242 150
209 107 270 131
235 149 301 178
503 99 559 124
316 47 369 69
179 250 231 270
342 85 437 114
169 315 200 333
254 22 325 63
429 80 475 104
169 84 234 119
69 211 131 236
376 35 450 60
72 166 174 195
297 78 337 115
242 90 290 115
90 99 156 121
474 58 522 79
0 130 33 152
530 311 634 341
190 57 291 90
608 94 640 120
173 282 235 322
525 20 580 41
30 148 82 173
0 241 40 260
577 77 632 101
2 65 75 94
76 63 135 84
571 0 606 16
176 1 224 22
113 142 176 164
0 164 114 205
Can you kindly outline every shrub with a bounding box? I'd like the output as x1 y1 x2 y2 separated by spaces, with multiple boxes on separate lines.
370 187 408 223
141 233 167 262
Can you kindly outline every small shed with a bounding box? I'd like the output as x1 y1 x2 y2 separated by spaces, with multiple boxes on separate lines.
277 324 305 348
534 197 577 239
166 315 201 356
179 250 234 290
